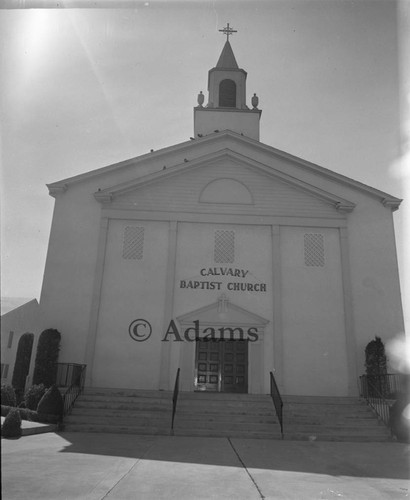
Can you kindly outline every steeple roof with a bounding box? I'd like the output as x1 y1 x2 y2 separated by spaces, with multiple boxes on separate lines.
216 41 239 69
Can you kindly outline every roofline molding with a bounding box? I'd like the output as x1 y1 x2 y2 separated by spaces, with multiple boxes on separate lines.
93 148 356 213
47 130 402 210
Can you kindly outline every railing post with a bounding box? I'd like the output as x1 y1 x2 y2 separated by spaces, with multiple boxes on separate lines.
359 374 393 432
171 368 181 432
270 371 284 439
61 364 87 419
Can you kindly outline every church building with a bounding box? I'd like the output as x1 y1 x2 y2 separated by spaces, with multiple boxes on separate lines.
5 29 404 398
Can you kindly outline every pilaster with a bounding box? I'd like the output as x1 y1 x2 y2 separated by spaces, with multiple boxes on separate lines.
339 227 359 395
271 225 284 392
159 220 178 389
84 216 109 386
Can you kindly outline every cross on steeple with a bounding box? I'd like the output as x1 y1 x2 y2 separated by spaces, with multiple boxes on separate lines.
219 23 237 42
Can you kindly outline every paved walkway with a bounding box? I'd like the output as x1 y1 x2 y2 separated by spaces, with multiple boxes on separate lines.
1 432 409 499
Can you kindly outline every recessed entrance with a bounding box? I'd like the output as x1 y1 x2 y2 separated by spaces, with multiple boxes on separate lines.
195 339 248 393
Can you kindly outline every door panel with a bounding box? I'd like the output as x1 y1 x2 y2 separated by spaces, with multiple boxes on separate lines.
221 340 248 393
195 340 220 391
195 339 248 393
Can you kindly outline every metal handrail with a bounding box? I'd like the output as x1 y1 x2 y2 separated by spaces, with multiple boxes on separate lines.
171 368 180 430
360 375 391 428
62 365 87 417
270 371 284 439
359 374 407 399
56 363 86 388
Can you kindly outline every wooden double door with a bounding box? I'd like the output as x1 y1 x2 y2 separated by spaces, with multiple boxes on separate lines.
195 339 248 393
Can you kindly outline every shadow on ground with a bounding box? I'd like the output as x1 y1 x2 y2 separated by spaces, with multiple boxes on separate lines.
57 431 410 480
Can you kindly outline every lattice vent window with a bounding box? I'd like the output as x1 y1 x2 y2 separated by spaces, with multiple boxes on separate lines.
304 233 325 267
214 230 235 263
123 226 144 260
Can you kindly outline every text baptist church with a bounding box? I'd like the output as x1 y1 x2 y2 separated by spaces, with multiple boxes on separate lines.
1 27 404 398
180 267 267 292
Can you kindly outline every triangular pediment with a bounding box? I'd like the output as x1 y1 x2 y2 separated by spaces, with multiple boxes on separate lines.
47 131 401 211
177 294 269 328
94 149 355 217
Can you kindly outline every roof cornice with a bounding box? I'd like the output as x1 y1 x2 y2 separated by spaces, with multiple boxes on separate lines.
93 148 356 213
47 130 402 210
47 184 68 198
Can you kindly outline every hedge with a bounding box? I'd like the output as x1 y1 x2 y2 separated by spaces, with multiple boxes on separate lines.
37 385 64 417
1 384 16 407
1 408 22 438
24 383 46 411
11 333 34 394
1 405 60 424
32 329 61 387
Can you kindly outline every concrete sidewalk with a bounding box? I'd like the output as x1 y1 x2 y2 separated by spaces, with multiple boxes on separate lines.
1 432 409 499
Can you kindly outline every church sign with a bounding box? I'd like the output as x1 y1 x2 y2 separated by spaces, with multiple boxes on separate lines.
179 267 267 292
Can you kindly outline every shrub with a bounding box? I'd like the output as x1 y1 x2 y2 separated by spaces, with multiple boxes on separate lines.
33 329 61 387
37 385 64 418
1 405 59 424
365 336 388 397
24 384 46 411
365 336 387 376
1 408 22 438
1 405 37 421
1 384 16 407
11 332 34 394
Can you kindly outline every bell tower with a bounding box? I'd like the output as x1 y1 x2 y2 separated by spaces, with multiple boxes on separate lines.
194 24 262 141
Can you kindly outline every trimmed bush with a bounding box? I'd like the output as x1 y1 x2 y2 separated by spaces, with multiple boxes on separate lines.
1 404 38 421
365 336 388 397
24 384 46 411
11 332 34 394
1 384 16 407
365 336 387 376
37 385 64 418
2 408 22 438
33 329 61 387
1 405 59 424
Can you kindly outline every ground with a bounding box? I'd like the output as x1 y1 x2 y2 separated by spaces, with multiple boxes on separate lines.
1 432 409 499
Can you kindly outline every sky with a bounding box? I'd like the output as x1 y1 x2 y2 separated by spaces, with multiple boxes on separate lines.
1 0 409 325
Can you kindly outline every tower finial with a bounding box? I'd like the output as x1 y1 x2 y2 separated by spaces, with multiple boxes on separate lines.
218 23 237 42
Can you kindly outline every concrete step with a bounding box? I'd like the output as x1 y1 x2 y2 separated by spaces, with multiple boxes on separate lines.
64 389 391 442
174 414 277 424
64 416 170 427
74 401 172 411
65 408 171 418
283 395 366 404
283 423 388 433
283 432 391 442
82 388 173 398
178 393 272 402
63 423 172 435
174 420 277 431
173 428 281 439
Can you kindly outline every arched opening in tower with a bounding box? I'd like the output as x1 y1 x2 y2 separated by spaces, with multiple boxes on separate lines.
219 79 236 107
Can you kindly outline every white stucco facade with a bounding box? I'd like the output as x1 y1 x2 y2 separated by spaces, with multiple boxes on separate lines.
3 39 404 397
36 127 404 397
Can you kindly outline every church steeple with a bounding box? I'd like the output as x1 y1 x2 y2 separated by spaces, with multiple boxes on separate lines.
194 25 262 141
216 41 238 69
